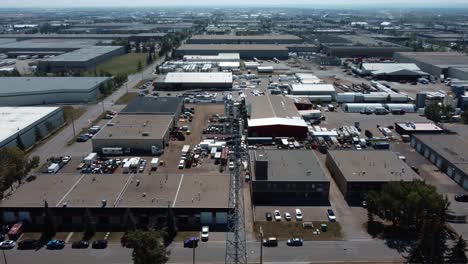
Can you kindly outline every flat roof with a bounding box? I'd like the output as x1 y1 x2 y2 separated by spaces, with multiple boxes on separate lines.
0 39 99 51
251 149 328 182
414 134 468 174
121 97 182 115
178 44 289 51
0 106 61 145
163 72 233 84
93 114 173 140
0 77 110 96
190 34 301 40
0 173 228 208
290 84 336 93
395 122 443 132
0 34 166 40
395 52 468 67
247 95 307 128
41 46 123 62
328 150 420 182
183 53 240 61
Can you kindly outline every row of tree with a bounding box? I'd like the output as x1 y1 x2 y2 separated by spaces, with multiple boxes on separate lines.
366 180 467 263
0 147 40 197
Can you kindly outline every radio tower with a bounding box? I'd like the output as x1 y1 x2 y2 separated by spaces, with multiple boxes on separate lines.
225 101 247 264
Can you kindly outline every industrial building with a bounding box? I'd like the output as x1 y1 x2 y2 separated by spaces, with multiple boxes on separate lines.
357 63 429 81
447 67 468 81
394 52 468 78
0 33 167 42
154 72 233 90
38 46 125 72
326 150 421 203
411 134 468 190
246 95 308 138
288 84 337 100
250 149 330 205
187 34 303 44
395 122 443 135
0 77 111 106
120 96 183 116
92 114 174 154
175 44 289 60
183 53 240 62
0 39 100 56
0 107 64 149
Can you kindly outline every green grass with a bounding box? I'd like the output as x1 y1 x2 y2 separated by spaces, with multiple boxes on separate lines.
174 231 199 242
254 221 343 241
116 92 138 105
84 53 147 77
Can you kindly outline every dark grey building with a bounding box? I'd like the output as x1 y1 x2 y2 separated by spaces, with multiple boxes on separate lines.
250 149 330 205
326 150 420 204
411 134 468 190
120 96 183 117
175 44 289 60
187 34 303 44
394 52 468 77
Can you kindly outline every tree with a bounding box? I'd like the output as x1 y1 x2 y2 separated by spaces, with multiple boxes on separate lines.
41 200 56 241
83 209 96 240
424 102 453 123
461 109 468 124
447 236 468 264
0 147 40 188
163 205 178 243
127 230 169 264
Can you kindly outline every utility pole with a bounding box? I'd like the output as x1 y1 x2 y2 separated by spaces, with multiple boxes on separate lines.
260 226 263 264
192 244 195 264
2 249 7 264
71 111 76 138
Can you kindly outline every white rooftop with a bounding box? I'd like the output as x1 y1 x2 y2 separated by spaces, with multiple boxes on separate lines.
0 106 60 144
362 63 428 75
290 84 336 92
163 72 233 84
183 53 240 61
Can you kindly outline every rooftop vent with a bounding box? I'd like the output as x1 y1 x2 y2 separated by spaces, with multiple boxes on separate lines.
142 132 149 137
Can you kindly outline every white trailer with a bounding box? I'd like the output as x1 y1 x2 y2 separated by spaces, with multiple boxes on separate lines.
123 160 132 173
84 153 98 165
151 158 159 170
181 145 190 156
47 163 60 174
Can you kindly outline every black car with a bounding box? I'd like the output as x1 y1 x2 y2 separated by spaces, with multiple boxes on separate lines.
92 240 108 249
265 212 272 221
455 194 468 202
72 240 89 249
17 239 39 250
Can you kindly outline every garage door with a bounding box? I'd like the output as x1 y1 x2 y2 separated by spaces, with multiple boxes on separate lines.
18 212 31 223
416 143 422 152
215 212 228 224
447 167 454 177
411 138 416 147
430 153 436 163
463 178 468 190
455 173 462 184
3 212 15 223
436 157 443 169
200 212 213 224
424 148 430 158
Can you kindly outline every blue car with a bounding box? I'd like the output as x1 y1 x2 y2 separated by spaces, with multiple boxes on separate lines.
76 134 90 142
183 237 199 248
46 239 65 250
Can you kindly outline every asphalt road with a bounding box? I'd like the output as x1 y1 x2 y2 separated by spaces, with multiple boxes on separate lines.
3 239 403 264
29 57 164 163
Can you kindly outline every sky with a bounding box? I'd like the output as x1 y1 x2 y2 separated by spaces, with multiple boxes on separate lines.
2 0 468 8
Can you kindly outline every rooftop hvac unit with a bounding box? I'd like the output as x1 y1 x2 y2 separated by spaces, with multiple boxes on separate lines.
142 132 149 137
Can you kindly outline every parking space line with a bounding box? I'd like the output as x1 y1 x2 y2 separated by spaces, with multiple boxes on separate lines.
55 174 87 207
172 174 184 207
114 173 134 207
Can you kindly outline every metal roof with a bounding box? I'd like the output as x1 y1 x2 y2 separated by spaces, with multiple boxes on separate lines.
395 52 468 67
163 72 233 84
0 39 99 51
41 46 123 62
0 77 110 96
290 84 336 93
247 95 307 128
190 34 301 40
362 63 428 75
178 44 289 51
121 97 182 115
252 149 329 182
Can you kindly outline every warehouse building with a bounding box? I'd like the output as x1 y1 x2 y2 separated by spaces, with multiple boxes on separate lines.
394 52 468 78
395 122 443 135
92 114 174 154
326 150 421 204
154 72 233 90
0 77 111 106
357 63 429 81
0 33 166 41
447 67 468 81
183 53 240 62
246 95 308 138
288 84 336 100
175 44 289 60
187 34 303 44
0 107 64 149
120 96 183 117
250 149 330 205
411 134 468 190
0 39 99 55
38 46 125 72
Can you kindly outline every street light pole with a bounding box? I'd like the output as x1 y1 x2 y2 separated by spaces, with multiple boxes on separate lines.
260 226 263 264
192 244 195 264
2 249 7 264
71 111 76 138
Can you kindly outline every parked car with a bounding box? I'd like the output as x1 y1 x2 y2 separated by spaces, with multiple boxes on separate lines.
183 237 199 248
274 210 281 221
287 238 303 247
71 240 89 249
17 239 39 250
229 162 235 170
455 193 468 202
284 212 291 221
92 240 108 249
265 212 272 221
295 209 303 221
0 240 15 249
46 239 65 250
201 226 209 241
327 209 336 222
62 156 71 164
76 134 90 142
262 237 278 247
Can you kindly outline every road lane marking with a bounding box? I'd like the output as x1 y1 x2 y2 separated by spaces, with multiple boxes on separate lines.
173 174 184 207
56 174 86 207
114 173 134 207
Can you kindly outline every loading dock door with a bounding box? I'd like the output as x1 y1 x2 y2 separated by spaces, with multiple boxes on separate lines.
436 157 443 169
424 148 429 158
455 173 462 184
447 167 454 178
430 153 436 163
416 143 422 152
463 178 468 190
215 212 228 224
200 212 213 224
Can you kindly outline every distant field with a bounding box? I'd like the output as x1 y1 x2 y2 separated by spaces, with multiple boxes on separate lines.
85 53 147 76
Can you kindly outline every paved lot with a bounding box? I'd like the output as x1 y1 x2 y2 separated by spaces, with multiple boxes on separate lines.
254 206 329 222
